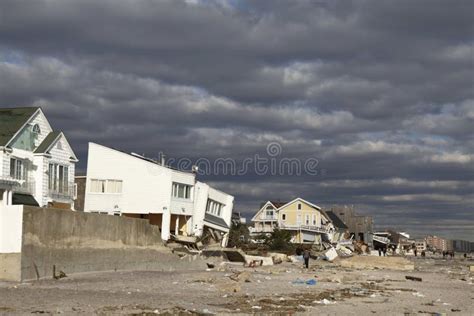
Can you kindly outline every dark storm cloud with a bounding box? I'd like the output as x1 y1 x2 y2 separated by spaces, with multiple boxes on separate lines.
0 0 473 240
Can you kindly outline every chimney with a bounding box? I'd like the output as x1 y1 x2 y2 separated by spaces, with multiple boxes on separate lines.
161 153 166 166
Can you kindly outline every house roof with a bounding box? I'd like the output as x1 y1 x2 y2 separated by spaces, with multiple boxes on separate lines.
275 197 322 211
0 107 39 146
269 201 288 208
34 131 62 154
204 213 229 229
325 211 348 229
259 201 288 209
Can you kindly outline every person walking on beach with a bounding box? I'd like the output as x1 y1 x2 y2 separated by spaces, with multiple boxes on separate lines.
303 249 310 269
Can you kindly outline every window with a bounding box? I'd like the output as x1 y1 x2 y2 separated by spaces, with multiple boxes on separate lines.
265 209 274 218
282 213 286 221
305 214 310 225
48 163 69 193
32 124 41 134
10 158 26 180
312 214 316 225
172 182 192 199
107 180 123 193
90 179 122 194
206 199 224 216
297 203 302 210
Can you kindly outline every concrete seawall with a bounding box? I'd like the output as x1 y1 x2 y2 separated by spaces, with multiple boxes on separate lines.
1 206 204 282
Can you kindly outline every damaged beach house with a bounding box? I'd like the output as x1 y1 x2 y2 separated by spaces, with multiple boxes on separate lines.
78 142 234 247
250 198 339 245
0 107 78 209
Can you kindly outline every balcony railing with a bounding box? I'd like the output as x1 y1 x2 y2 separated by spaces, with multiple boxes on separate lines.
13 179 35 195
252 227 275 233
260 215 278 220
279 223 330 234
48 186 75 200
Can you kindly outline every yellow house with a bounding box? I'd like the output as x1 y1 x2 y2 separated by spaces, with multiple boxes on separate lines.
251 197 334 244
277 198 332 244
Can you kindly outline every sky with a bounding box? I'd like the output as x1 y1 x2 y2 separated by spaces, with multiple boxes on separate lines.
0 0 473 241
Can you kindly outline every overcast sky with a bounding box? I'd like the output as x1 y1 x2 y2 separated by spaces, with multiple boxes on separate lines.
1 0 473 241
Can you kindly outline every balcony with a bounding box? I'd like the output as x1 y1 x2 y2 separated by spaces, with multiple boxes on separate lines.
13 179 35 195
48 186 75 201
252 226 275 233
279 223 330 234
260 214 277 221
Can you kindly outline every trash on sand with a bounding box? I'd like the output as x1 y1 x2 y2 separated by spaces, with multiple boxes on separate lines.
251 306 262 310
314 299 336 305
244 255 274 267
405 275 422 282
206 263 215 269
292 278 317 285
412 292 425 297
306 279 317 285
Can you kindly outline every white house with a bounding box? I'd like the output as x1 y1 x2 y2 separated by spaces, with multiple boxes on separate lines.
83 142 234 246
0 107 78 208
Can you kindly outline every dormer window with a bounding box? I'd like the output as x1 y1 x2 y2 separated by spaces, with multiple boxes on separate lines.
32 124 41 134
298 203 302 210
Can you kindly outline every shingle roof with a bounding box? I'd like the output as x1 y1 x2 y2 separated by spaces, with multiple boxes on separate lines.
0 107 39 146
259 201 288 209
204 213 229 230
34 131 61 154
325 211 348 229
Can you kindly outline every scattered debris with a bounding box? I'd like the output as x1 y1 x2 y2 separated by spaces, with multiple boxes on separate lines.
244 255 273 267
323 248 338 262
405 275 422 282
412 292 425 297
292 278 317 285
206 263 215 269
313 299 337 305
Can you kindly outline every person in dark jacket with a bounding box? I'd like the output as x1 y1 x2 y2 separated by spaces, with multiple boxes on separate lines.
303 249 310 268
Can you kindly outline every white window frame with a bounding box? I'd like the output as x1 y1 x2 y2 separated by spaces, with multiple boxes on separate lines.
10 158 26 180
172 182 192 200
206 199 224 216
281 213 286 221
89 179 123 194
48 163 69 193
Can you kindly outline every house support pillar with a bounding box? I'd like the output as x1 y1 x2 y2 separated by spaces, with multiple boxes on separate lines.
161 207 171 241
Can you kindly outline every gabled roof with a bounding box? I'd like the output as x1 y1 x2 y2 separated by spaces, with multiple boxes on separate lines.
204 213 229 229
275 197 322 211
34 131 62 153
0 107 40 146
252 200 282 222
325 211 348 229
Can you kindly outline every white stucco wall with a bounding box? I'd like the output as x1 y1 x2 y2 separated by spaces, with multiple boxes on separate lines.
0 205 23 253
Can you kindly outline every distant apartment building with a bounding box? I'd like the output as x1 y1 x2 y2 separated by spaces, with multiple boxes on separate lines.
327 205 374 245
425 235 451 252
81 143 234 247
0 107 77 209
452 240 472 253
